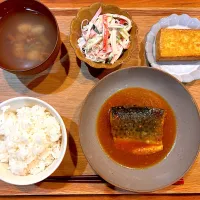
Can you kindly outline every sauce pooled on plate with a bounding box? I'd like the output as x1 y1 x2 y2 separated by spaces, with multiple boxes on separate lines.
97 87 176 168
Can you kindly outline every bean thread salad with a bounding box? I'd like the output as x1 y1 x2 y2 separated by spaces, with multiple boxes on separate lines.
78 7 132 64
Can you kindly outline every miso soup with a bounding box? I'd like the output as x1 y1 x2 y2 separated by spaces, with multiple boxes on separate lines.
0 9 57 70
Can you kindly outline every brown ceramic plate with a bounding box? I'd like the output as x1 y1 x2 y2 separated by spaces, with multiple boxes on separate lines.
70 2 137 69
79 67 200 192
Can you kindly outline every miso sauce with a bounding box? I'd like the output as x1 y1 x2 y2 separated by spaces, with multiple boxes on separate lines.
97 88 176 168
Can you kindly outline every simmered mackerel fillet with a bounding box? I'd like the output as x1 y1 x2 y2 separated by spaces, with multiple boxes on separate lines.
110 106 166 155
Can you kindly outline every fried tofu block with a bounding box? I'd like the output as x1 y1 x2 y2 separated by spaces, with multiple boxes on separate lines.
156 28 200 61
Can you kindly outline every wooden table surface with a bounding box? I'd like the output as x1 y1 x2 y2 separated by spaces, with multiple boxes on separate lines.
0 0 200 199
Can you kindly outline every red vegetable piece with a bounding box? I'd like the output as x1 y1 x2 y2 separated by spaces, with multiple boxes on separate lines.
103 15 109 52
119 19 126 25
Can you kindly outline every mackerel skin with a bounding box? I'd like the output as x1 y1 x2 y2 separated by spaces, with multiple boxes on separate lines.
110 106 166 145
